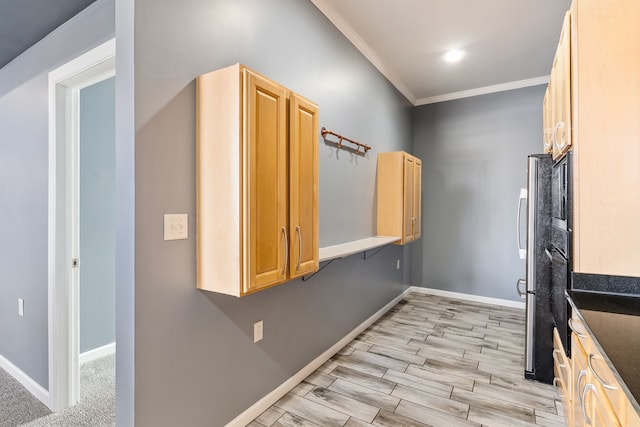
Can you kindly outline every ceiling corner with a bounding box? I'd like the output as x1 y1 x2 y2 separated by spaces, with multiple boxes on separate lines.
310 0 417 105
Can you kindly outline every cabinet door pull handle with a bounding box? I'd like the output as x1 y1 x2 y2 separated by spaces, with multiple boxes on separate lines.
568 318 587 338
282 227 289 276
588 354 618 390
552 349 566 368
581 383 596 426
296 225 302 272
576 369 588 407
553 377 565 399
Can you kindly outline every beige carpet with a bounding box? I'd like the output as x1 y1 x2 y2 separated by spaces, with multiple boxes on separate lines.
0 354 115 427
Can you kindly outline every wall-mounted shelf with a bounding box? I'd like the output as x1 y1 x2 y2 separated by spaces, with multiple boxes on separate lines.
319 236 400 262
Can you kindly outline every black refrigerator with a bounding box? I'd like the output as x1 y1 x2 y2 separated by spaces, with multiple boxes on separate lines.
517 154 553 384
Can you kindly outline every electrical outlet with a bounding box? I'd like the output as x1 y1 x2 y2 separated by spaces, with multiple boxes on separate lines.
164 214 188 240
254 320 263 343
396 259 400 270
18 298 24 317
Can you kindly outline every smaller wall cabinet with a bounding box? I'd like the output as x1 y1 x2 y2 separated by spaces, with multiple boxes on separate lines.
196 64 319 297
377 151 422 245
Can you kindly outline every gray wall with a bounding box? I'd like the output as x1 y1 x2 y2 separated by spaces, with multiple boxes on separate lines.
131 0 412 425
0 0 114 389
412 85 545 301
79 76 116 353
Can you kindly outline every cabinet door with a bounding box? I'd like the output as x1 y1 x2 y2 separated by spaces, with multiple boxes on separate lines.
403 155 415 243
553 11 572 159
413 158 422 239
245 70 288 293
572 334 589 427
289 93 319 278
543 87 553 154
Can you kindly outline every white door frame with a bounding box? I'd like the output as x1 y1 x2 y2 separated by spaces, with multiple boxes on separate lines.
47 38 115 411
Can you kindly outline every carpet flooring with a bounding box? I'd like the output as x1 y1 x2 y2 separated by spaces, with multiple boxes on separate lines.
0 354 115 427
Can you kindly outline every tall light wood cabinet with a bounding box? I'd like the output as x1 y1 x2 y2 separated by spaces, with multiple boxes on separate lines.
196 64 319 297
569 0 640 277
377 151 422 245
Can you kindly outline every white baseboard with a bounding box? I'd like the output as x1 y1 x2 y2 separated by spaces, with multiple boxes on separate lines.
79 342 116 365
225 286 414 427
0 353 50 405
409 286 525 309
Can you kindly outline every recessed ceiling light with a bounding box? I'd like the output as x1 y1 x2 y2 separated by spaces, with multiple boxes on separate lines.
443 49 465 63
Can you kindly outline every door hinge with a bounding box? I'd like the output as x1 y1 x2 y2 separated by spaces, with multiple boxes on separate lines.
72 258 80 269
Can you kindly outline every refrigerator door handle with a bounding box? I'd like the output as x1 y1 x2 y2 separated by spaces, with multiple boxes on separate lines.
517 188 528 259
516 278 526 298
545 247 554 261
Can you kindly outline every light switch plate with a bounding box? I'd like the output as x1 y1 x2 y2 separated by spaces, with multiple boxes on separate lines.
164 214 188 240
254 320 263 343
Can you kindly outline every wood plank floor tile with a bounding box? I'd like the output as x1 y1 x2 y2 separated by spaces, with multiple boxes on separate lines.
347 349 409 372
305 387 380 423
366 345 426 365
451 387 536 422
329 366 397 395
332 354 388 378
272 412 321 427
328 378 400 412
372 409 431 427
304 371 336 388
414 342 465 359
382 369 453 398
424 334 483 353
344 417 375 427
275 394 350 426
472 382 558 412
254 406 286 426
421 350 479 371
467 406 539 427
490 373 559 401
535 409 567 427
421 357 491 383
391 384 469 418
405 364 475 391
394 400 480 427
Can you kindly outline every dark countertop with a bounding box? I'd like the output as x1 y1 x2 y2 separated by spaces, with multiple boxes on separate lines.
567 290 640 414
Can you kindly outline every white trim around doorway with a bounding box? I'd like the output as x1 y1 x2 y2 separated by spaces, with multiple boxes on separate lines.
47 38 115 412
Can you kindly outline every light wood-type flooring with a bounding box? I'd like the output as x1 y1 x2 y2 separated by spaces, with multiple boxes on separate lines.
248 292 566 427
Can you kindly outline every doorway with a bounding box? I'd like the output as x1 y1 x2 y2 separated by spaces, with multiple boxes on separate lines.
47 39 115 411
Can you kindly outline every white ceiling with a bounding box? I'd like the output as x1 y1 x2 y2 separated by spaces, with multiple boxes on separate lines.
311 0 572 105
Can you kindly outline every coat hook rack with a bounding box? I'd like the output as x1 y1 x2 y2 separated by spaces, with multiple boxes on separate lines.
321 127 371 156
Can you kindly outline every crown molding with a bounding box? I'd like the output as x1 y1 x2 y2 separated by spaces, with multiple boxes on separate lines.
415 75 550 106
310 0 417 104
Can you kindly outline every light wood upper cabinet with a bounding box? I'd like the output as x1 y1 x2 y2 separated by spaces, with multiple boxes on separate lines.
543 11 572 160
569 0 640 276
554 11 572 160
196 64 318 296
377 151 422 245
